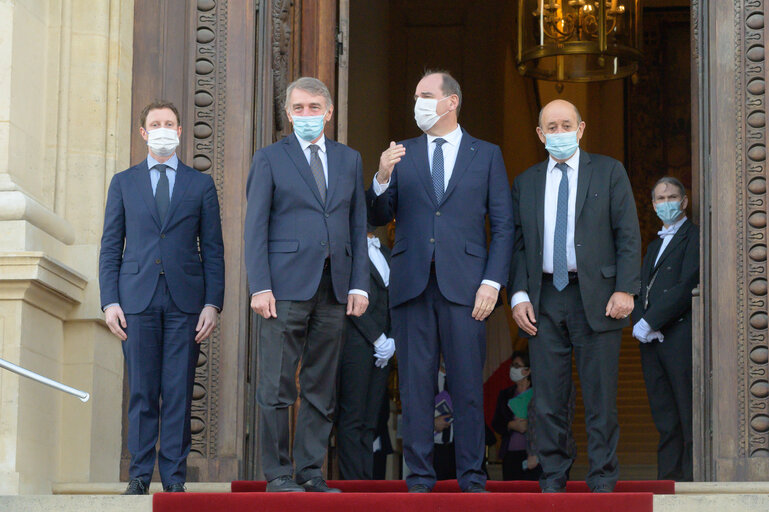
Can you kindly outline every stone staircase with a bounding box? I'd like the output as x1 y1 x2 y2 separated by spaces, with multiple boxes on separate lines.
0 482 768 511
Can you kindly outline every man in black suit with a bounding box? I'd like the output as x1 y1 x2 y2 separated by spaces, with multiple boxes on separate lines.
632 177 698 481
336 227 395 480
509 99 641 492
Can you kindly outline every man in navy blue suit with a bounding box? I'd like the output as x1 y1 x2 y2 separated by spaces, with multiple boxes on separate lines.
245 77 369 492
367 70 514 493
99 101 224 495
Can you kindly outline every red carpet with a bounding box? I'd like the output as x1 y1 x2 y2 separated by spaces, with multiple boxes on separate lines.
154 491 653 512
231 479 674 494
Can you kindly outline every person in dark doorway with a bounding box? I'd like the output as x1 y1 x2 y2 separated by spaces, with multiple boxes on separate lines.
492 351 541 481
432 362 456 481
633 176 698 481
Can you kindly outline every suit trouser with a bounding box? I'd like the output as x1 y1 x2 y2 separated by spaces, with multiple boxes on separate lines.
123 275 200 486
392 272 487 491
336 329 390 479
256 266 346 482
639 326 693 481
530 277 621 491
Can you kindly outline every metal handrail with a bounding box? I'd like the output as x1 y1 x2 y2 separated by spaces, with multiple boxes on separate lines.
0 358 90 402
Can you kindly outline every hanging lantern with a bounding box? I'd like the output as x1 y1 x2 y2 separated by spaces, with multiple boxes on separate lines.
517 0 642 82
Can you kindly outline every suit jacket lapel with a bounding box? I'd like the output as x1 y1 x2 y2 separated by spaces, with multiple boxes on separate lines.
325 139 341 206
407 135 437 207
535 161 547 245
163 163 193 229
134 160 162 229
283 134 325 207
441 130 478 204
653 220 691 270
575 150 593 221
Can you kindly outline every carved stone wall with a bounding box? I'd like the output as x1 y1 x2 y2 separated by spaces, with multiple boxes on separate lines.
190 0 228 460
736 0 769 459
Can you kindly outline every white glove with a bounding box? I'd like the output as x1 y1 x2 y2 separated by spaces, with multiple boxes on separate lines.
374 335 395 368
647 330 665 343
632 318 651 343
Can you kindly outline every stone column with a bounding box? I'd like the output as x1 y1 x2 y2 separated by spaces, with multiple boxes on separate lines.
0 0 134 493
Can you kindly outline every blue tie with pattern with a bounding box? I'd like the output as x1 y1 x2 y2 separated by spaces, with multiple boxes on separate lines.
553 162 570 291
432 138 446 203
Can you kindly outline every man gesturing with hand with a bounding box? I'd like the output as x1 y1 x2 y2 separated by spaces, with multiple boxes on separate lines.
367 70 513 493
509 99 641 493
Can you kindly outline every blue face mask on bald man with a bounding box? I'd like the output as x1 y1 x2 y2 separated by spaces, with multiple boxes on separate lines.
544 131 580 160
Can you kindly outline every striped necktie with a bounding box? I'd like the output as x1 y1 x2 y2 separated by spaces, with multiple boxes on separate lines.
432 138 446 203
552 162 570 291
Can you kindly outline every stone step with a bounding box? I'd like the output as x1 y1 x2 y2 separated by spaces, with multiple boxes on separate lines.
52 482 230 495
0 495 151 512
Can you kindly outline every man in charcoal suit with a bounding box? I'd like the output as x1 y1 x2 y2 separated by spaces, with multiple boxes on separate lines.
509 99 641 492
245 77 369 492
633 177 699 481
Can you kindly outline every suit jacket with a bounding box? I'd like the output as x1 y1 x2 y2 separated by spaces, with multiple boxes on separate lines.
99 159 225 314
367 130 514 308
633 219 699 337
509 150 641 332
244 134 368 302
348 245 391 343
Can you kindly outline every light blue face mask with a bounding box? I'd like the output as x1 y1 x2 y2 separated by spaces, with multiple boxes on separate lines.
544 131 579 160
655 200 683 225
292 113 326 141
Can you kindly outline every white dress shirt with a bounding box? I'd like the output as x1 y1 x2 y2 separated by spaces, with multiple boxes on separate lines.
372 125 500 291
633 215 689 343
296 133 329 185
511 149 580 308
368 236 390 287
253 133 367 298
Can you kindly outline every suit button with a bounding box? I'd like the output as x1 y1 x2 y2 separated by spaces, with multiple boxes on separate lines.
161 234 166 239
321 241 327 246
325 213 330 218
155 259 161 264
429 238 435 243
435 211 441 216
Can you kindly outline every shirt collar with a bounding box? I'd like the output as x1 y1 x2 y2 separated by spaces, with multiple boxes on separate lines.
296 132 327 154
147 153 178 172
546 147 580 173
660 215 688 236
427 124 462 147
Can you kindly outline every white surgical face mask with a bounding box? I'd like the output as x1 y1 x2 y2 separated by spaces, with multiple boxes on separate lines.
147 127 180 157
509 366 527 382
414 96 450 132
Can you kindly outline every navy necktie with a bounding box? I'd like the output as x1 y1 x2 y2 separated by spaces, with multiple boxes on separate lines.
309 144 327 203
154 164 170 222
432 138 446 203
553 162 570 291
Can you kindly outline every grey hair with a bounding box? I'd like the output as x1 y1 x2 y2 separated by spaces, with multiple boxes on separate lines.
538 101 583 127
284 77 334 111
422 69 463 116
651 176 686 200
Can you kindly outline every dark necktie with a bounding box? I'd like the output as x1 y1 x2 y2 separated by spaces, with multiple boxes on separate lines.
155 164 170 222
553 162 570 291
432 138 446 203
309 144 327 203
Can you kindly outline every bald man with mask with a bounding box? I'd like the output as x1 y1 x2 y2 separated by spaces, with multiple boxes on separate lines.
508 100 641 493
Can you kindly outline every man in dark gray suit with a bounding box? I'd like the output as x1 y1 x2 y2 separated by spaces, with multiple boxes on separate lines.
509 99 641 493
245 77 369 492
336 227 394 480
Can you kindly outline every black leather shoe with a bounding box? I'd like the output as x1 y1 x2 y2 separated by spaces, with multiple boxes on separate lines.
163 483 185 492
266 475 305 492
541 486 566 493
592 485 613 493
463 483 489 493
123 478 149 495
299 477 341 492
408 484 431 493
